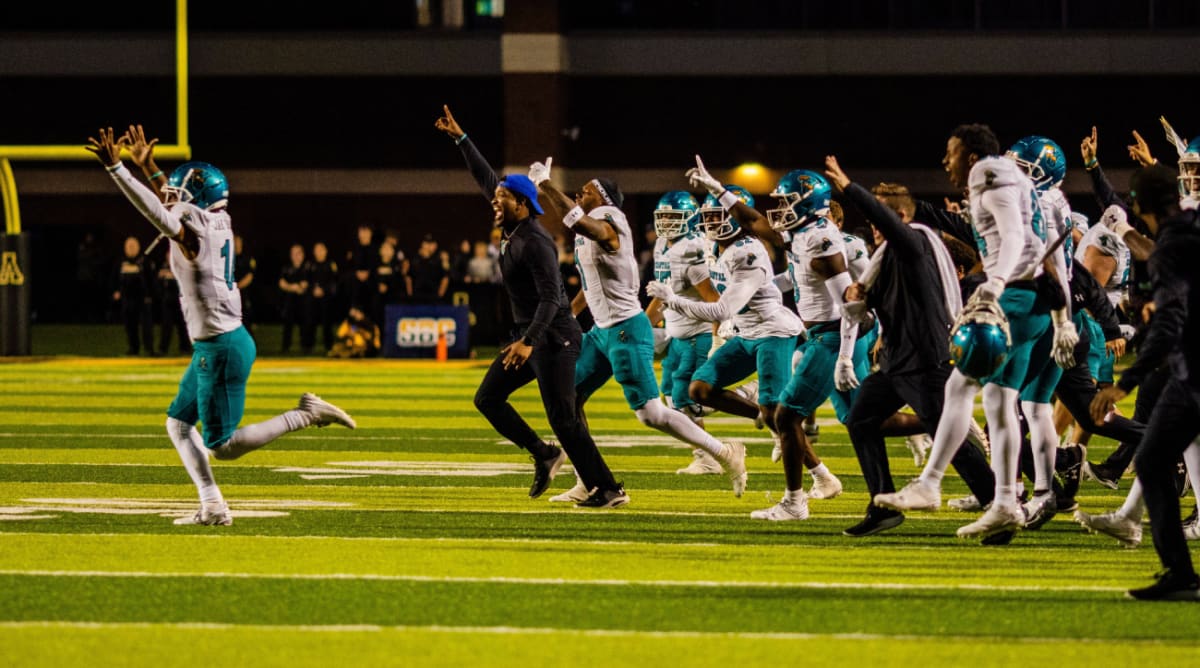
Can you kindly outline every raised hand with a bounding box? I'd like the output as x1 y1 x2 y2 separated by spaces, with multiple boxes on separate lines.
824 155 850 191
1099 204 1127 231
1081 126 1098 165
122 124 159 169
1127 130 1156 167
685 154 724 196
528 156 553 185
85 127 122 167
434 104 464 139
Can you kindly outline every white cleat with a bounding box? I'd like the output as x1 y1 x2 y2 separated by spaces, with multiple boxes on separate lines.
1185 524 1200 542
770 432 783 463
808 473 843 500
717 441 748 497
733 380 759 405
173 502 232 526
299 392 357 429
750 495 810 521
874 479 941 511
966 419 989 456
676 449 723 475
948 494 983 512
549 476 591 503
956 503 1025 539
905 433 933 468
1074 510 1142 548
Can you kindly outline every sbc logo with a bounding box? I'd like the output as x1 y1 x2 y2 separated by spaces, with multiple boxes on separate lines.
396 317 457 348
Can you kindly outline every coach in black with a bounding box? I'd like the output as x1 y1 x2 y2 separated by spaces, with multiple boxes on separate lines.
435 105 623 505
823 156 995 537
1092 165 1200 600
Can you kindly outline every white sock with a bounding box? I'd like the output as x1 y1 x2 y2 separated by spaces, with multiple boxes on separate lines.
1119 478 1144 521
809 463 831 480
166 417 223 505
983 384 1021 508
920 370 979 488
215 409 313 460
1022 400 1057 493
635 400 723 458
1185 441 1200 517
783 488 805 503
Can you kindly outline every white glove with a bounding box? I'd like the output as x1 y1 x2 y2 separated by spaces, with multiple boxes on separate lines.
974 276 1006 304
717 319 736 341
1099 204 1127 230
1119 323 1137 340
834 355 860 392
528 156 553 185
842 300 869 324
1052 316 1080 369
685 154 724 197
646 280 676 306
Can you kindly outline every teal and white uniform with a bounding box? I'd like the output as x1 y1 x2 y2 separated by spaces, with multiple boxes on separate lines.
1021 186 1074 403
677 236 802 406
107 164 253 448
967 156 1052 393
1075 224 1131 383
653 233 714 411
777 220 869 421
574 205 660 409
842 231 871 280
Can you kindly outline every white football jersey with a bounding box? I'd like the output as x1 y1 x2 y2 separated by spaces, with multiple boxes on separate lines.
841 231 871 280
574 205 643 329
784 218 846 322
653 235 712 339
708 237 802 340
1075 224 1131 308
1037 187 1075 277
108 164 242 341
968 157 1045 283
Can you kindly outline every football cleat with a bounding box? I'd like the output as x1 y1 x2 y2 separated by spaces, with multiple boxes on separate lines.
549 475 590 503
770 431 783 463
1127 568 1200 601
717 441 748 498
948 495 984 512
957 503 1025 539
676 449 723 475
299 392 357 429
905 433 933 467
529 446 567 499
751 494 810 521
173 502 232 526
874 478 941 512
808 472 843 500
575 486 629 509
1022 490 1058 530
1075 509 1142 548
1082 461 1121 490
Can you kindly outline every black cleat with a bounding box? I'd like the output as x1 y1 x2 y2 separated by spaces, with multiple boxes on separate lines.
980 529 1018 546
529 446 567 499
1082 461 1120 490
576 485 630 509
1183 507 1198 532
1127 569 1200 601
1023 490 1058 531
843 507 905 538
1057 444 1084 501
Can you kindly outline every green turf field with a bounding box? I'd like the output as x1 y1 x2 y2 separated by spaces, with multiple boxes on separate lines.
1 357 1198 667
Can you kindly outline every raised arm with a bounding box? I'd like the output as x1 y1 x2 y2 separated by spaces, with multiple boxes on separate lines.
538 178 621 252
825 155 921 257
436 105 500 201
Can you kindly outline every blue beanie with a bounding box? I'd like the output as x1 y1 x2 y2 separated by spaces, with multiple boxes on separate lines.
499 174 544 215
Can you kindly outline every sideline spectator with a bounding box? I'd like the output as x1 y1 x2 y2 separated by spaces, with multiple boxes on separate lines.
278 244 311 354
328 304 381 358
411 234 449 304
310 241 339 353
233 235 257 334
112 235 154 355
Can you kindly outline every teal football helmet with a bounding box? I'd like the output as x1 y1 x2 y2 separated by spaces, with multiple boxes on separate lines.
767 169 831 231
653 190 700 240
164 161 229 211
698 185 754 241
1179 136 1200 201
948 300 1012 380
1006 136 1066 191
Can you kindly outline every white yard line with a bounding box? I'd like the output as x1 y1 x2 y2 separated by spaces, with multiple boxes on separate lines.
0 568 1126 593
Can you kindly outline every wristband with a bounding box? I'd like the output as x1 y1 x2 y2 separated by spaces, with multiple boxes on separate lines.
454 133 468 145
563 205 585 228
148 170 164 180
717 189 739 210
1084 157 1098 170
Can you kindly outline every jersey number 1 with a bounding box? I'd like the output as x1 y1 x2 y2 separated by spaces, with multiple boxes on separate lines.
220 239 234 290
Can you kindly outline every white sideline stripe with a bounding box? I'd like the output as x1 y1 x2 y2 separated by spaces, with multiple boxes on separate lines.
0 621 1185 646
0 569 1125 593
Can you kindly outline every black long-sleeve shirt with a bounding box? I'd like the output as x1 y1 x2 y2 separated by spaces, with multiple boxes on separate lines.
914 199 976 252
1070 262 1122 342
844 182 953 374
1117 210 1200 393
457 137 571 345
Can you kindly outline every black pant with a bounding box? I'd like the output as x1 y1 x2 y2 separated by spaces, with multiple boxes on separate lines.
1054 356 1144 443
847 364 995 506
473 321 618 492
1099 365 1169 475
311 295 336 351
1134 378 1200 576
159 296 190 354
121 299 153 354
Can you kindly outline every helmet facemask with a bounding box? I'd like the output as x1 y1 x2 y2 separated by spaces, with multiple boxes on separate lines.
654 209 694 239
699 206 739 241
